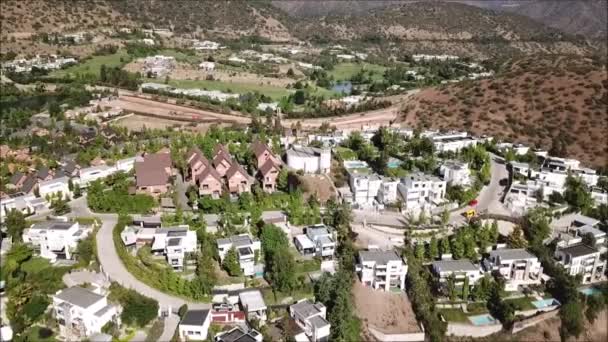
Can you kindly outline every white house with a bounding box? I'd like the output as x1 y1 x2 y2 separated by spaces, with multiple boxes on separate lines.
217 234 261 276
554 244 605 284
150 226 198 270
178 309 211 341
511 161 534 178
432 134 478 153
432 259 484 289
294 225 336 259
439 160 471 186
79 165 113 187
290 300 331 342
483 248 542 291
199 61 215 71
356 248 408 291
239 290 267 322
39 176 72 199
504 181 542 216
397 172 446 215
115 156 140 173
0 193 41 221
53 286 120 340
286 146 331 174
377 177 400 204
23 220 89 262
344 160 382 208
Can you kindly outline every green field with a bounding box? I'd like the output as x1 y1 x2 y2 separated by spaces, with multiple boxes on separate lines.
503 296 536 311
329 62 387 81
158 49 200 64
160 78 292 100
50 50 131 78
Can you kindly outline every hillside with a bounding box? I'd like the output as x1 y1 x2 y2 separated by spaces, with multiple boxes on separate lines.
0 0 293 41
399 56 608 168
289 2 589 58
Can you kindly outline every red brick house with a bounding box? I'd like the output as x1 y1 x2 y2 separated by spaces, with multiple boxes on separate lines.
258 160 280 193
226 163 252 195
135 152 173 196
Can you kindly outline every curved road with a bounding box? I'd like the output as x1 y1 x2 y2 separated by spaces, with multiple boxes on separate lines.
69 197 209 312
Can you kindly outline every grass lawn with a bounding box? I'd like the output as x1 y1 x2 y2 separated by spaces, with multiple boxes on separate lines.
21 257 53 274
328 62 387 81
466 302 489 315
294 259 321 274
50 50 132 78
158 49 200 64
503 296 536 311
335 147 357 160
439 308 469 322
158 78 292 100
261 286 314 306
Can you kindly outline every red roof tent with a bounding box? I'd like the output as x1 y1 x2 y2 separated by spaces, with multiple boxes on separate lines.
469 199 478 206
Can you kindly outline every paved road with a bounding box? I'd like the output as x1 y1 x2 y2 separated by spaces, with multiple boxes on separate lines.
476 153 510 215
174 173 191 211
159 315 180 342
69 197 209 312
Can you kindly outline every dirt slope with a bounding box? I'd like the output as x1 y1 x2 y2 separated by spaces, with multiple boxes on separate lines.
399 56 608 168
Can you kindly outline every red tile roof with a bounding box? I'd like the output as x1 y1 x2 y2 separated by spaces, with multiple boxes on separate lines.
136 153 172 187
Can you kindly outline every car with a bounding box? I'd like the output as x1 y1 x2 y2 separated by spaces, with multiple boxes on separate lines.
212 303 234 312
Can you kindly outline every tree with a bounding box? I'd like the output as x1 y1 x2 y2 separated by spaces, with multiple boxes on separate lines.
286 68 295 77
450 235 465 259
560 301 584 338
584 294 604 323
6 209 27 243
507 226 528 248
222 247 242 276
428 236 439 260
267 247 296 293
564 176 594 212
76 237 94 266
446 274 457 301
277 168 289 191
440 208 450 226
462 276 469 300
293 90 306 105
440 238 451 256
415 243 425 260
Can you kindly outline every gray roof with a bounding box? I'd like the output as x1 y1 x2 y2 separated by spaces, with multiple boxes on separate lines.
359 249 403 264
291 300 323 319
572 214 600 227
489 249 536 261
577 225 606 238
31 221 75 230
307 225 331 239
559 244 598 258
432 260 479 273
94 304 114 317
217 327 258 342
310 315 330 328
168 238 182 247
180 309 211 326
287 145 326 158
9 172 24 185
218 234 255 248
21 176 37 193
55 286 104 308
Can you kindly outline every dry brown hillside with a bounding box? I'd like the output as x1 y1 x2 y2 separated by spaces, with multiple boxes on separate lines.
399 56 608 168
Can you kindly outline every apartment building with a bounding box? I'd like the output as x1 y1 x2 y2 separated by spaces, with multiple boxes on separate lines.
23 220 90 262
150 227 198 270
554 244 605 284
432 259 484 289
53 286 120 340
290 300 331 342
483 248 543 291
356 248 408 291
294 225 336 259
397 172 446 214
217 234 261 276
439 160 471 186
178 309 212 341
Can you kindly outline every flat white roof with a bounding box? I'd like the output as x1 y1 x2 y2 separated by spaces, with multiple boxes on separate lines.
239 290 266 311
295 234 315 249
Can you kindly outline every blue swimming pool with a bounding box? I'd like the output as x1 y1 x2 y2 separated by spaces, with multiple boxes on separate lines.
532 298 560 309
468 314 497 326
579 287 602 296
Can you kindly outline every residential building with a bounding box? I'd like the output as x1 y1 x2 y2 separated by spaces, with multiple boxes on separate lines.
289 300 331 342
226 163 252 196
186 147 210 182
217 234 261 276
238 290 267 322
483 248 542 291
343 160 382 208
120 226 156 247
79 165 113 187
38 176 71 199
511 161 534 178
20 175 38 194
135 152 173 196
504 181 542 216
252 141 281 169
212 145 234 177
196 167 223 198
377 177 400 204
356 248 408 291
0 194 38 221
439 161 471 186
143 55 175 78
432 259 484 289
199 61 215 71
431 132 478 153
53 286 119 340
178 309 211 341
258 160 280 193
286 146 331 174
150 226 197 270
294 225 336 259
23 220 89 262
215 327 263 342
397 173 446 214
554 244 605 284
8 172 26 190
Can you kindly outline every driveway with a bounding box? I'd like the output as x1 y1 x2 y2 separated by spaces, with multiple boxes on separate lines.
68 197 210 312
173 173 191 211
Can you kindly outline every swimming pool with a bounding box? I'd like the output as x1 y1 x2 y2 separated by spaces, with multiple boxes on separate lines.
532 298 560 309
468 314 497 326
579 287 602 296
343 160 369 169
